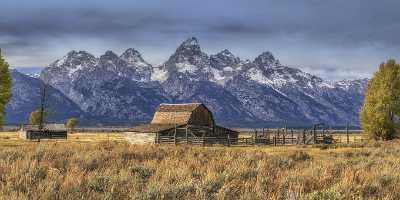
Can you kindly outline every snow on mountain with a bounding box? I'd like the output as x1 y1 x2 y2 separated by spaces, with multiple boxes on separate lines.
6 70 84 124
151 67 169 82
160 37 210 76
40 48 169 123
35 37 367 126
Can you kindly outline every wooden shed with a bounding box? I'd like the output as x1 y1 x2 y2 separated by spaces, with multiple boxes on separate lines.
126 103 238 144
19 124 67 140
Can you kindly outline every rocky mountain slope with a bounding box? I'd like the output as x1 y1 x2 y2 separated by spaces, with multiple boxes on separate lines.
40 49 170 124
35 37 367 127
5 70 84 124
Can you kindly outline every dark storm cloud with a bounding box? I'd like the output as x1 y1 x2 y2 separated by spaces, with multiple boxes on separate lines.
1 0 400 80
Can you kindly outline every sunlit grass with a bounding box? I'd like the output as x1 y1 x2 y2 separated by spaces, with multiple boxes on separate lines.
0 132 399 199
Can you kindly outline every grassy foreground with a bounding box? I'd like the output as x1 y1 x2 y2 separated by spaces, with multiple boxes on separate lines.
0 133 399 199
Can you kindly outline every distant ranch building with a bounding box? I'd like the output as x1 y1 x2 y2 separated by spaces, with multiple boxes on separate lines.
126 103 238 144
19 124 67 140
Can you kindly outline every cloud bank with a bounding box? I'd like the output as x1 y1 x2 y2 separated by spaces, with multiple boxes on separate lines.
1 0 400 80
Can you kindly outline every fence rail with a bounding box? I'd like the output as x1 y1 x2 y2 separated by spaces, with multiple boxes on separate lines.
155 127 366 146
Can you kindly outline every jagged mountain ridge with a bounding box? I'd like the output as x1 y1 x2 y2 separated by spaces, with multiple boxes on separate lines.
38 37 367 126
5 70 85 124
40 49 169 123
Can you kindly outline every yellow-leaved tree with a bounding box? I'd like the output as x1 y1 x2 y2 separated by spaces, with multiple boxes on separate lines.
360 59 400 140
29 110 46 125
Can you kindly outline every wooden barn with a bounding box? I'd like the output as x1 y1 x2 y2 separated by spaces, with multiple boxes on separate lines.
126 103 238 144
19 124 68 140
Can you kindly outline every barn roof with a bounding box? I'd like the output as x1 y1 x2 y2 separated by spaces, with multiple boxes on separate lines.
21 124 67 131
157 103 202 112
151 103 205 125
129 123 185 133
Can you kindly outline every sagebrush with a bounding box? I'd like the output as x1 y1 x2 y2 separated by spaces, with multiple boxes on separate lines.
0 139 399 199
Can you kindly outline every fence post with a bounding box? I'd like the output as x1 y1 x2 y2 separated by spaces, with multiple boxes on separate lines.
283 132 285 145
313 125 317 144
303 129 306 144
262 128 265 137
291 129 294 144
227 134 230 147
262 128 265 144
254 129 258 144
277 129 280 144
285 122 287 135
274 136 277 146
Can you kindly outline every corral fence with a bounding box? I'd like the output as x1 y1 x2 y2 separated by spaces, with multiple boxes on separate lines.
155 124 366 146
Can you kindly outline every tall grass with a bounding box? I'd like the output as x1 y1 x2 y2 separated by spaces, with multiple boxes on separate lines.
0 139 400 199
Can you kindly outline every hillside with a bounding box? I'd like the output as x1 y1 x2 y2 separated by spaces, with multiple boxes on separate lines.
5 70 84 124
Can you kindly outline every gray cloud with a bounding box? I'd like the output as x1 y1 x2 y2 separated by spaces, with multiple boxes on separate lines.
1 0 400 80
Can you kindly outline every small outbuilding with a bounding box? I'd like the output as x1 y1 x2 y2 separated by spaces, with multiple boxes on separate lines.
19 124 68 140
126 103 238 144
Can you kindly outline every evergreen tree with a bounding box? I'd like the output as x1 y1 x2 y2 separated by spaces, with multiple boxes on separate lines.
360 59 400 140
0 50 12 127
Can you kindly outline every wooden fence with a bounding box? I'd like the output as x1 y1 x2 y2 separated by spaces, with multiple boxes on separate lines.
155 127 366 146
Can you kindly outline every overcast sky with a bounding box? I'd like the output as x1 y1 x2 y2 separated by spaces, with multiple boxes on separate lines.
1 0 400 81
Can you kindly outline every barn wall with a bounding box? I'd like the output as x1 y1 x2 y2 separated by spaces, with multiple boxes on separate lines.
189 105 214 127
125 132 156 144
214 126 239 138
18 130 68 140
18 130 28 139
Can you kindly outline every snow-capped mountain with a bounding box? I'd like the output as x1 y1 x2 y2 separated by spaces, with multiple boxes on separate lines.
35 37 367 127
40 49 169 124
5 70 84 124
12 67 44 78
159 37 255 124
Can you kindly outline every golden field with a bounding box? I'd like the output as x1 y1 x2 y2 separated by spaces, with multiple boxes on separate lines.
0 132 399 200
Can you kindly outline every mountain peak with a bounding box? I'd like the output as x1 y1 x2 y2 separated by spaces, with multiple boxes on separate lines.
100 50 119 61
122 48 141 56
175 37 202 54
52 50 96 68
181 37 199 47
66 50 93 58
218 49 234 57
104 50 118 57
254 51 280 67
120 48 146 65
210 49 240 70
163 37 209 71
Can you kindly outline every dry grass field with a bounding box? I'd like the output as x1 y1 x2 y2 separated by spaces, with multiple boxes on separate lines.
0 132 399 199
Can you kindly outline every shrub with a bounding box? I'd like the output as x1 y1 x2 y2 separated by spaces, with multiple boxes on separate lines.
88 175 110 193
129 165 154 181
305 187 344 200
31 148 45 162
289 151 312 162
0 150 22 162
31 166 48 182
66 118 78 133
